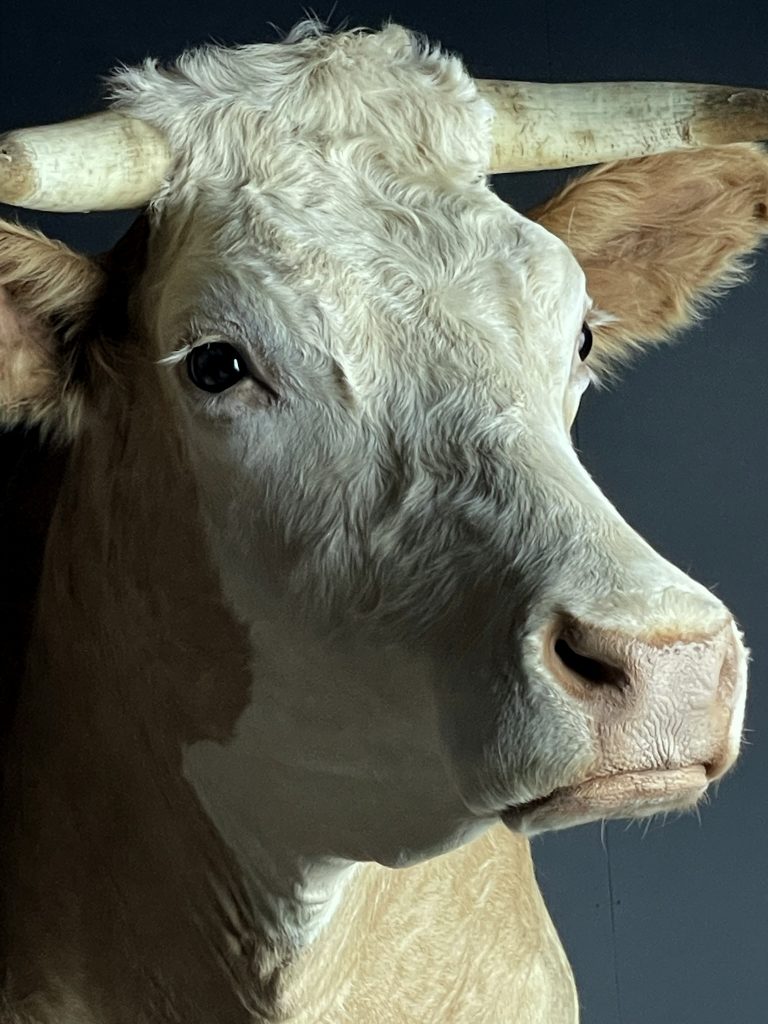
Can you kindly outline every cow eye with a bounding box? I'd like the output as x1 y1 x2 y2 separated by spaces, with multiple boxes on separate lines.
187 342 247 393
578 323 593 361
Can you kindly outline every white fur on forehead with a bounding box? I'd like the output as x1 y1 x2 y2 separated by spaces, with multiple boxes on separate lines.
108 23 493 197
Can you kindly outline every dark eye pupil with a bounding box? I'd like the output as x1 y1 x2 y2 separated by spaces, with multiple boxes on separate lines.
186 342 246 393
579 322 593 361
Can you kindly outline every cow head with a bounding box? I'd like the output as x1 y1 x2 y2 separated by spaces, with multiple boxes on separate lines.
1 26 763 871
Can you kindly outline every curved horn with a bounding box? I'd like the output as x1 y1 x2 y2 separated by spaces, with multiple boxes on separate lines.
4 83 768 207
478 81 768 172
0 112 170 213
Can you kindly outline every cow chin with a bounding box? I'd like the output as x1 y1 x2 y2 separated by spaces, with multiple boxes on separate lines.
500 764 709 836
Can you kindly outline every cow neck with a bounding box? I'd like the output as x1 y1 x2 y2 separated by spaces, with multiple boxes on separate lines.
282 825 578 1023
0 398 355 1023
1 386 580 1023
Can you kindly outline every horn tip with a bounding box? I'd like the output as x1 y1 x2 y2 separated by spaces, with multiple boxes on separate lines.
0 135 37 207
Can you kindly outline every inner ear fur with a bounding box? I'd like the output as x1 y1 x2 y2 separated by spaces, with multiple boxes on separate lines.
528 143 768 370
0 219 106 438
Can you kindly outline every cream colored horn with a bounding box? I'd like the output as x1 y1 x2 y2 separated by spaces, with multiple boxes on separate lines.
477 81 768 172
4 82 768 209
0 112 171 212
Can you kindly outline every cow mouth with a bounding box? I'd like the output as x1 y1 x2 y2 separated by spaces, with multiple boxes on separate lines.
500 764 708 836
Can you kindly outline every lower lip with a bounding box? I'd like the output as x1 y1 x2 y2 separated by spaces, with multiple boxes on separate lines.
501 765 708 836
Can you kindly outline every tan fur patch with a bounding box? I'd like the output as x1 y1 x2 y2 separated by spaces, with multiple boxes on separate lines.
529 144 768 370
0 219 105 436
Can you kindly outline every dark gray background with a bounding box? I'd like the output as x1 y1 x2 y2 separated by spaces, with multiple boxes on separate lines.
2 2 766 1022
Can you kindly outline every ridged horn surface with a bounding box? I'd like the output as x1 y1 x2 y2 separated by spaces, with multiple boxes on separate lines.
477 81 768 171
0 112 171 213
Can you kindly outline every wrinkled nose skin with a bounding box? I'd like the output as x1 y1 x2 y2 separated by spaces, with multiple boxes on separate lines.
505 617 747 835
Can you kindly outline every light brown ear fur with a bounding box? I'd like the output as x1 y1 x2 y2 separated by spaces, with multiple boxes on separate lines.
0 219 105 437
529 144 768 369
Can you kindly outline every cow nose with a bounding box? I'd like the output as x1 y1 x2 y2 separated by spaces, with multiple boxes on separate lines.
548 615 747 780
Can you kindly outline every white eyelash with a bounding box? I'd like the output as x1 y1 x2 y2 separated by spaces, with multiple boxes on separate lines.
589 308 618 329
586 365 603 388
157 345 191 367
157 328 228 368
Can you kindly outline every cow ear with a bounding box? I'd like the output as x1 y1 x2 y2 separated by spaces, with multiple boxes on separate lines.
0 219 106 438
528 144 768 370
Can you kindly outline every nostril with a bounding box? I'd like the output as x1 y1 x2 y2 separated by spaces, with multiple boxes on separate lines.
554 636 628 690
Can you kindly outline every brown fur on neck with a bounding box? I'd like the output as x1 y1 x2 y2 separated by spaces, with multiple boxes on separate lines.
0 390 287 1021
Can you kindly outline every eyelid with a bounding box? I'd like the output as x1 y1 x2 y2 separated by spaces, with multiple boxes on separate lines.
215 341 282 400
170 329 284 391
